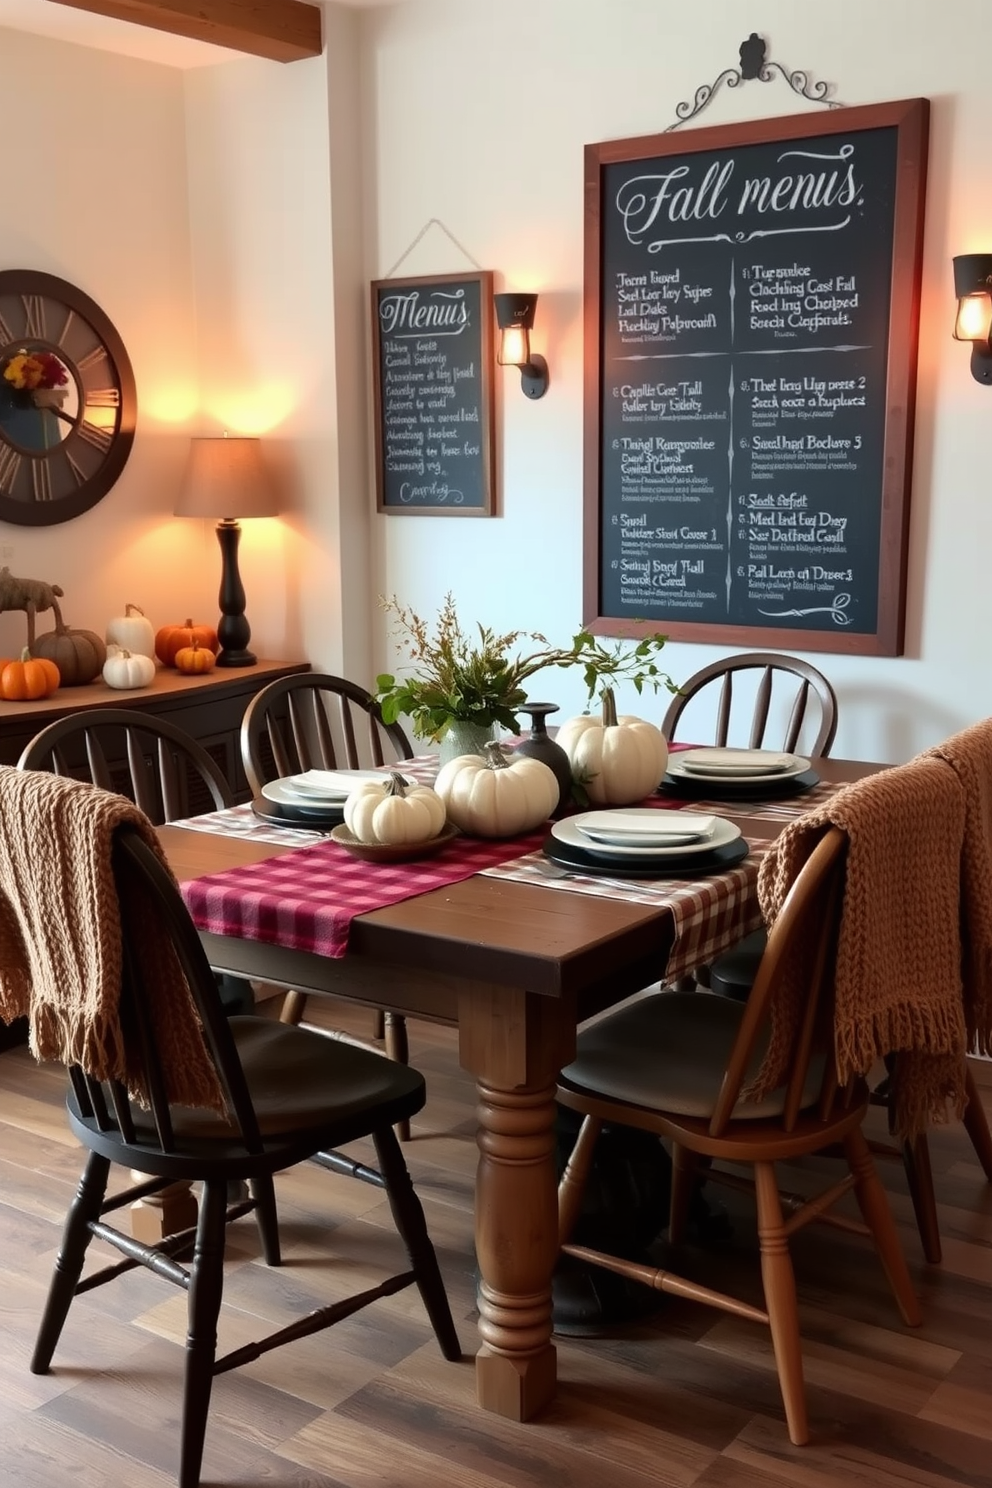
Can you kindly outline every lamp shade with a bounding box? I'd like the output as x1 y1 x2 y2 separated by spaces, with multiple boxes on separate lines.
175 436 279 520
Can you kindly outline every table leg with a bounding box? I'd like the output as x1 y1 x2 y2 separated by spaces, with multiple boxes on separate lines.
459 983 576 1421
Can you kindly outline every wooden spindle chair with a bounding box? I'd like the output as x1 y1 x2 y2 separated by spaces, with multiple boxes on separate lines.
240 673 417 1129
28 822 459 1488
557 827 920 1447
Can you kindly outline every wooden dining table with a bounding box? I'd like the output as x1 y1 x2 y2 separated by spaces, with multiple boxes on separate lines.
158 753 881 1424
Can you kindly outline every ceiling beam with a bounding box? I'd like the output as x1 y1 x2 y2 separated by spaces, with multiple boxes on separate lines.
47 0 323 63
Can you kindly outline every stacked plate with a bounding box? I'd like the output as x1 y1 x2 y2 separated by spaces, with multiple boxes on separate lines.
544 807 748 878
664 747 816 798
253 768 402 829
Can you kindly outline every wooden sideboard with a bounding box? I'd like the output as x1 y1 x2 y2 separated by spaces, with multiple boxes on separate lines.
0 657 310 800
0 657 310 1052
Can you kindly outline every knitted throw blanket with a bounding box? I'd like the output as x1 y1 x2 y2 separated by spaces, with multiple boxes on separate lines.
0 768 224 1114
756 755 968 1138
926 717 992 1059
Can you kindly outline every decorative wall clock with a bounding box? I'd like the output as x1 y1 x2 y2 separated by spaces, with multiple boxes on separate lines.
0 269 137 526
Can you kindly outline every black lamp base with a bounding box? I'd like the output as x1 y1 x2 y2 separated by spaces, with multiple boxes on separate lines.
214 518 257 668
215 647 257 668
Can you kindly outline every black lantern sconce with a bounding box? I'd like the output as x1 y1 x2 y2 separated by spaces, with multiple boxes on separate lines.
952 254 992 384
494 292 549 400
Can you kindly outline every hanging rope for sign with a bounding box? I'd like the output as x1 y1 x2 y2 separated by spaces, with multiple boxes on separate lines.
666 33 844 132
383 218 484 280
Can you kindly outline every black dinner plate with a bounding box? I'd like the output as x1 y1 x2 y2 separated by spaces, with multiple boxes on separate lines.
542 831 750 879
250 795 344 830
659 767 820 802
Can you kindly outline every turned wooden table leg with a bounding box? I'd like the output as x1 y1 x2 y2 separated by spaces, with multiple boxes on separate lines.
459 982 576 1421
130 1176 198 1242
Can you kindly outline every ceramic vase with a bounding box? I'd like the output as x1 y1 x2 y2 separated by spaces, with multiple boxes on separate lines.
513 702 573 815
438 719 499 767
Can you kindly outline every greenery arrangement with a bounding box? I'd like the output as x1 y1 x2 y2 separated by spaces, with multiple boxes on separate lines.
375 592 677 741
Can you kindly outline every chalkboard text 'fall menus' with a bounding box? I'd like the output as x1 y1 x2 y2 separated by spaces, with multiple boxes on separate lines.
584 98 929 655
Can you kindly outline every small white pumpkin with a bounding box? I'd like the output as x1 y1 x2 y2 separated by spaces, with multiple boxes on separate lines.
434 742 558 838
344 771 446 845
556 687 668 805
106 603 156 660
102 648 156 691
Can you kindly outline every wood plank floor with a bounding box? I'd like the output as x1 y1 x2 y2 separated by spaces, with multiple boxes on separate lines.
1 1000 991 1488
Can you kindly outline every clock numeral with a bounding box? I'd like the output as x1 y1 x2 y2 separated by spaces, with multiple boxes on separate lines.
31 460 53 503
76 346 108 373
65 450 88 487
0 309 13 345
22 296 46 338
57 308 76 347
0 445 22 494
77 419 113 454
85 387 121 409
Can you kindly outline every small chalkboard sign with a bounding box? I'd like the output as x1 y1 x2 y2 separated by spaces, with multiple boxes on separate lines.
582 98 929 656
371 270 496 516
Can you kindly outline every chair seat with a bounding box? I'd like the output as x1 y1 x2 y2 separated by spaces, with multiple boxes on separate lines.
709 929 768 1000
562 991 823 1122
69 1016 426 1153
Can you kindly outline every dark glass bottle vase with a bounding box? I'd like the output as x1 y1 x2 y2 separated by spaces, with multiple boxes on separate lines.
515 702 573 815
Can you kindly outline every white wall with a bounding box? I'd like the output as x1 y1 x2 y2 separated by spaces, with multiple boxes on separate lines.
0 29 211 659
356 0 992 762
2 1 991 767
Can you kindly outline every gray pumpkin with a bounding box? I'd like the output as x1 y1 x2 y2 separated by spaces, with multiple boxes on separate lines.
30 622 107 686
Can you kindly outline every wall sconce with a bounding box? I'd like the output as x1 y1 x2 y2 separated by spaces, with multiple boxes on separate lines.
494 292 549 400
953 254 992 384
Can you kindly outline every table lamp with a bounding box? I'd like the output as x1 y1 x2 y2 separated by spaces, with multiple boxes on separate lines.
175 435 279 667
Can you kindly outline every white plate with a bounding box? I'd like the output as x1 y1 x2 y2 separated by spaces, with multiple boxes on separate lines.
259 781 347 814
290 768 397 795
574 808 716 847
263 768 398 807
552 815 741 859
671 750 810 782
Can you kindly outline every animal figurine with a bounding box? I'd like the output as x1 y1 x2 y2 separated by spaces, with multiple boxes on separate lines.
0 568 65 646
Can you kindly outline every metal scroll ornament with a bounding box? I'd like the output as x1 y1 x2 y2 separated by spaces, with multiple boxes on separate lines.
666 33 842 132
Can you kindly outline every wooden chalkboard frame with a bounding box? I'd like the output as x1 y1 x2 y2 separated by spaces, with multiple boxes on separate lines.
371 270 496 517
583 98 929 656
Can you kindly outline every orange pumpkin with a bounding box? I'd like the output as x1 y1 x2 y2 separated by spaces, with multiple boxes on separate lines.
174 641 216 675
155 618 219 667
1 648 60 701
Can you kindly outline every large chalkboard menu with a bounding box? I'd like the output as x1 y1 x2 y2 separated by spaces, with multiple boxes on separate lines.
371 270 496 516
583 99 929 655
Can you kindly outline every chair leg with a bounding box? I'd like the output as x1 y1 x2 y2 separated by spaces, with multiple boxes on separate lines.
279 989 308 1025
179 1179 228 1488
250 1175 282 1266
668 1142 698 1247
963 1064 992 1181
31 1152 111 1373
844 1125 922 1327
900 1132 942 1265
557 1113 601 1246
384 1013 411 1142
372 1125 461 1361
754 1161 808 1446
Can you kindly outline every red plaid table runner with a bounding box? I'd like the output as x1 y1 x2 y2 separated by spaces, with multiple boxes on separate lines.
179 828 547 959
175 748 842 975
479 841 771 982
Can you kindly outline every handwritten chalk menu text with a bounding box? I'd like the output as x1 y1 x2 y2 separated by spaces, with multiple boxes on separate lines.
583 99 929 655
371 270 495 516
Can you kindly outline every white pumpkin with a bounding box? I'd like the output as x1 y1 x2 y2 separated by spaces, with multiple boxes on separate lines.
434 742 558 838
556 687 668 805
344 771 446 845
102 648 156 691
106 603 156 660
